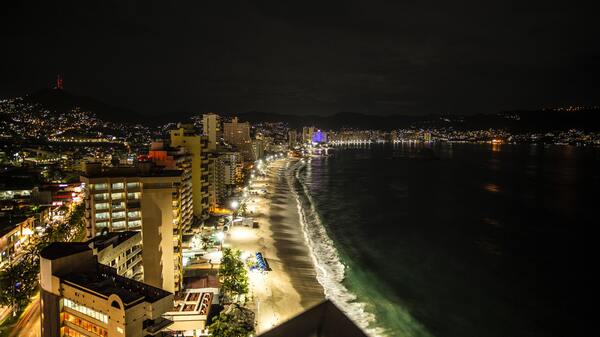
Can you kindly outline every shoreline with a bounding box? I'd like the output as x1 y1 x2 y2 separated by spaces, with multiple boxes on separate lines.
225 158 324 333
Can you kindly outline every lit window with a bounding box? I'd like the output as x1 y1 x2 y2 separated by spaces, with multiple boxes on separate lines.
128 220 142 228
126 182 140 190
111 193 125 200
93 184 108 191
111 211 126 219
112 221 126 229
111 182 124 190
127 211 140 218
95 203 109 210
63 298 108 324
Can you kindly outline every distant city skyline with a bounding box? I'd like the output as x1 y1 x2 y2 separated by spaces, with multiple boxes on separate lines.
1 1 598 116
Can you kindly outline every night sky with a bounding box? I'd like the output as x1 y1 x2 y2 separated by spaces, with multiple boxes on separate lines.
1 1 598 116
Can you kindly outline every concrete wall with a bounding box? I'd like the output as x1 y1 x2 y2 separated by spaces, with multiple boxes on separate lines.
141 181 175 293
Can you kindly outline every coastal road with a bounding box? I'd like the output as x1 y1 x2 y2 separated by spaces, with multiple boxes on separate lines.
8 294 40 337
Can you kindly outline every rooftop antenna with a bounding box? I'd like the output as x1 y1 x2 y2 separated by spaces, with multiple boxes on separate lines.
55 73 63 90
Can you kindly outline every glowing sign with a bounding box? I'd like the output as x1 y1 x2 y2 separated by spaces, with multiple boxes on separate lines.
312 129 325 143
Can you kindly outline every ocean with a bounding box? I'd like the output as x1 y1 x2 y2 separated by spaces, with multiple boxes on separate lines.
289 143 598 337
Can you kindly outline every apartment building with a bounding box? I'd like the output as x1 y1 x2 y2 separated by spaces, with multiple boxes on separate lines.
202 113 220 151
80 163 184 293
169 124 210 222
223 117 253 161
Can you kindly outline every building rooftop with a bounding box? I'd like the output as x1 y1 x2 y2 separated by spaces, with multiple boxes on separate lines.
39 242 90 260
59 263 171 308
81 167 183 179
87 231 139 252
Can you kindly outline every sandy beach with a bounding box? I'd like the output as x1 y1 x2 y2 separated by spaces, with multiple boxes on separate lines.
224 158 324 333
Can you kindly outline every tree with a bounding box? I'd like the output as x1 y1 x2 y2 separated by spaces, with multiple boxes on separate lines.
209 305 254 337
219 248 249 302
0 202 86 311
201 235 213 251
238 203 248 217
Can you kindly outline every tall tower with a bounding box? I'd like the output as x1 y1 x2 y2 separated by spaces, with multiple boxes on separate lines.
55 74 63 90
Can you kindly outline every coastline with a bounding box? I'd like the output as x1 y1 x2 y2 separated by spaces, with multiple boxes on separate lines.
225 158 324 333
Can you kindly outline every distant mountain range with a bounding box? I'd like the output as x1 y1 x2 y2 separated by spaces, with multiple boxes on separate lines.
16 89 600 131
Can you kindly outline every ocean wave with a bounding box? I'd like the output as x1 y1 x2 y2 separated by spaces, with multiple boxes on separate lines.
288 159 388 337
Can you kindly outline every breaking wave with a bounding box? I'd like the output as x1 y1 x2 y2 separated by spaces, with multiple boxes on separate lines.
287 159 387 337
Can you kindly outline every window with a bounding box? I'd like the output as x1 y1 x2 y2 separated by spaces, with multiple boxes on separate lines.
128 220 142 228
112 221 126 229
111 182 124 190
63 298 108 324
94 203 109 210
94 193 109 201
127 192 140 200
95 213 109 220
127 211 141 219
111 202 125 210
63 312 108 337
111 193 125 200
93 184 108 191
112 211 125 219
63 327 88 337
126 182 140 190
95 222 108 228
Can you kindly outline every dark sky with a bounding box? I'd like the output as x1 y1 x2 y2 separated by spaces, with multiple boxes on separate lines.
1 1 598 116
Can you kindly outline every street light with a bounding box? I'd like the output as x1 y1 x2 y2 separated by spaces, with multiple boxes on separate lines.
216 231 225 250
230 200 239 210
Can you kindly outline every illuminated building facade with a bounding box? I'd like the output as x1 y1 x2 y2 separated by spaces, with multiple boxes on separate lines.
202 113 220 151
40 242 173 337
88 231 143 282
80 163 184 292
169 124 211 222
223 117 253 161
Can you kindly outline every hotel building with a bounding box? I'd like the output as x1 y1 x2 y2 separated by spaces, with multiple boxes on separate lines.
80 163 185 293
169 124 211 222
202 113 220 151
223 117 253 162
40 242 173 337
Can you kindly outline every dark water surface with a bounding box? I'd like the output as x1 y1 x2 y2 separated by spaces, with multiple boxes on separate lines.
298 143 598 337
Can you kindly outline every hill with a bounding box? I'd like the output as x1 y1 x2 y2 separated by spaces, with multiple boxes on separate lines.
23 88 144 123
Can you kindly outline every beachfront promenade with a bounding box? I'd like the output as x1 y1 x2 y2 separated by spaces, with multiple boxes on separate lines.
224 158 324 333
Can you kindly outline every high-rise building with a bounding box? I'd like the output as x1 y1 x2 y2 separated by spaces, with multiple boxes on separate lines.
212 151 242 206
40 242 173 337
169 124 211 222
223 117 253 161
81 163 184 292
202 113 220 151
252 139 265 161
148 141 194 230
288 130 297 149
302 126 316 144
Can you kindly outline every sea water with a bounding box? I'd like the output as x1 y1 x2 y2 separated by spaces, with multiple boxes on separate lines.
290 143 597 337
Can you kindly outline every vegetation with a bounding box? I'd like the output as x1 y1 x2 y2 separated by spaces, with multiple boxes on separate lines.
209 304 255 337
0 202 86 314
238 203 248 217
219 248 249 303
201 235 213 250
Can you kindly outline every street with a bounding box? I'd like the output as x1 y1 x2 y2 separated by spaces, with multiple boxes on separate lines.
8 293 39 337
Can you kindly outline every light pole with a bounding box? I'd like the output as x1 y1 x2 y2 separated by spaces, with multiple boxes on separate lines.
216 231 225 251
